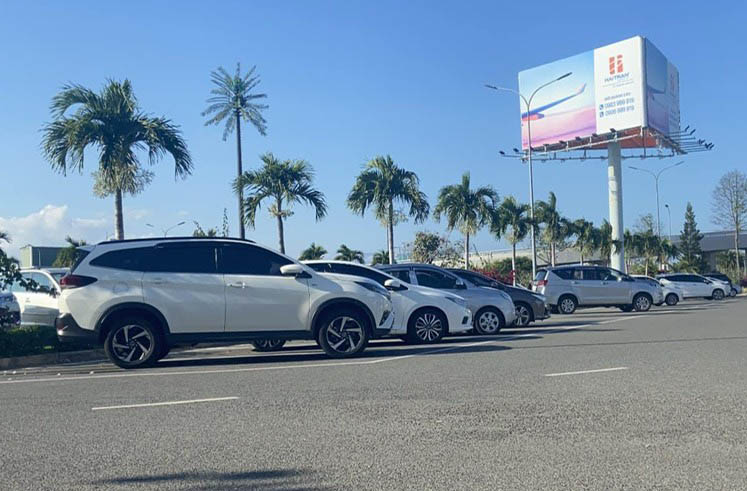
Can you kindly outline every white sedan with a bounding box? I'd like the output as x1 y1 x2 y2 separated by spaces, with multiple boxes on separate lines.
633 275 684 306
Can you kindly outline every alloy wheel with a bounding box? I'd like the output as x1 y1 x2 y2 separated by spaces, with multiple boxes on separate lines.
665 294 678 306
634 295 651 312
515 304 532 327
325 316 365 354
713 289 724 300
477 310 502 334
559 298 576 314
110 324 154 364
253 339 285 351
414 312 443 342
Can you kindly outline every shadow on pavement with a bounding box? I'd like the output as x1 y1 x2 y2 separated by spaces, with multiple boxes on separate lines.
510 334 747 351
92 468 329 490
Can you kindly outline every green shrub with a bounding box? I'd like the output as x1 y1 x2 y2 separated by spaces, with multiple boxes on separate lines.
0 326 94 358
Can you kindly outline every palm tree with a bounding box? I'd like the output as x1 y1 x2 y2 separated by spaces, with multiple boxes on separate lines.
335 245 364 263
535 192 573 267
433 172 498 269
42 80 192 239
299 243 327 261
597 219 622 267
572 219 599 265
347 155 429 265
202 64 268 239
234 153 326 254
493 196 530 285
371 250 390 265
52 236 88 267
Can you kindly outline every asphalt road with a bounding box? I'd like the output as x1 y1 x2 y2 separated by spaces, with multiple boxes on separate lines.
2 297 746 490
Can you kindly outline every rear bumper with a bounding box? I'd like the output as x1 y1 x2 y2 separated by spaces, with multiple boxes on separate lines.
533 303 551 321
56 314 98 344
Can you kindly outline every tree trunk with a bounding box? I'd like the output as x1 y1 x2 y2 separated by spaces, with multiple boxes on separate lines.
464 233 470 269
235 110 245 240
114 188 124 240
387 201 395 264
734 228 742 279
277 199 285 254
511 243 517 286
551 241 556 267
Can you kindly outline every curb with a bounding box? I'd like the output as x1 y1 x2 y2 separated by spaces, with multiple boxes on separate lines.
0 349 107 370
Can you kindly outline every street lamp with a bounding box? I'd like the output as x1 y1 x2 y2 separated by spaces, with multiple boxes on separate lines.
146 221 186 237
628 161 684 239
485 71 572 278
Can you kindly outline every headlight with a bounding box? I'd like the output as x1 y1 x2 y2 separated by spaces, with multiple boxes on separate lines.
355 281 391 300
446 296 467 308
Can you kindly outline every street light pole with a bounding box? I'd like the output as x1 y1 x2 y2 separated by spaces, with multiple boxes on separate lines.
146 221 186 237
664 204 672 240
628 161 684 240
485 71 571 279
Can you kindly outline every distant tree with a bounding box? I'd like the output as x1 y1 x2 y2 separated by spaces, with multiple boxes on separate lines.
192 222 218 237
678 202 707 273
202 63 268 239
410 231 443 264
571 219 599 265
535 192 573 266
0 232 47 294
711 170 747 279
335 245 364 263
235 153 327 254
597 219 621 267
493 196 530 285
220 208 230 237
479 256 533 287
371 250 391 266
433 172 498 269
52 236 88 267
42 79 193 239
347 156 429 265
299 243 327 261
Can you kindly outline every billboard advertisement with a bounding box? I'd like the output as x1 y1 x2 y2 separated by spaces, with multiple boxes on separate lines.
517 36 678 149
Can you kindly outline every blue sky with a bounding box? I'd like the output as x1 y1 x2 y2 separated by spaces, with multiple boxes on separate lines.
0 0 743 258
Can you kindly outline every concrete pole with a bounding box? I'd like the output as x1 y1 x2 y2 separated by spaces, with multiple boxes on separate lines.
607 142 625 271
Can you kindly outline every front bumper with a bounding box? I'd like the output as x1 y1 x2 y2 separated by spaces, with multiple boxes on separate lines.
372 309 394 339
56 314 98 343
532 302 552 321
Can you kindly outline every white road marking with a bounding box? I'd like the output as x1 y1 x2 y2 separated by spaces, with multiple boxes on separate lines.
92 396 238 411
544 366 629 377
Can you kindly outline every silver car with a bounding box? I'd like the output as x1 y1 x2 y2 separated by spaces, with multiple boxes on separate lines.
378 263 516 334
533 265 663 314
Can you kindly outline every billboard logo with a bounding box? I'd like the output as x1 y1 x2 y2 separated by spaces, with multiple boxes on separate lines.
608 55 624 75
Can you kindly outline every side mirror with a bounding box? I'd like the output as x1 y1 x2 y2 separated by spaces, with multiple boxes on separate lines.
384 278 405 291
280 264 311 278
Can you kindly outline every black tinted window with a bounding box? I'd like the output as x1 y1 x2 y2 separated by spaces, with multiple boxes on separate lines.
149 244 217 274
580 269 600 281
220 244 291 275
456 271 495 288
415 269 458 289
329 264 389 285
90 247 150 271
305 262 330 273
388 269 412 283
554 269 574 280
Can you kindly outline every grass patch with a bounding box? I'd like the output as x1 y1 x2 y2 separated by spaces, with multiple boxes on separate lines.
0 325 95 358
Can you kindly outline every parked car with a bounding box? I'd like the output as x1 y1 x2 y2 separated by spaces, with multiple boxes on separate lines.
304 261 472 344
56 238 394 368
705 272 739 297
532 265 663 314
446 269 550 327
377 263 516 334
0 291 21 327
8 268 65 326
632 275 683 306
656 273 727 300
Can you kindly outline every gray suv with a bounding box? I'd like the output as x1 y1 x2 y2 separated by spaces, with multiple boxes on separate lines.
533 265 663 314
447 269 550 327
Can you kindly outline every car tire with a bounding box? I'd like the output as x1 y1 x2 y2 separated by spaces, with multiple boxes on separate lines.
619 305 633 312
730 288 737 297
632 293 652 312
407 308 446 344
317 308 370 358
251 339 287 352
514 302 533 327
557 295 577 315
473 307 505 335
711 289 725 301
665 293 679 306
156 344 171 361
103 316 162 369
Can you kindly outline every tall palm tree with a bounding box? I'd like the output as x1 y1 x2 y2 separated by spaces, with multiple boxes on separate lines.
335 244 364 263
234 153 326 254
535 192 573 267
433 172 498 269
572 219 599 265
493 196 530 285
597 219 622 267
347 155 429 265
371 250 390 265
52 236 88 268
202 63 268 239
42 80 193 239
299 243 327 261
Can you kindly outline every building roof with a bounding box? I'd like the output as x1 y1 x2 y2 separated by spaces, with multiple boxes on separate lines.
670 230 747 252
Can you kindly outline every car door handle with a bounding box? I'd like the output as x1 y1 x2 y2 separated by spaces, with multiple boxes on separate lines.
601 281 608 285
571 281 579 285
228 282 246 289
150 278 166 285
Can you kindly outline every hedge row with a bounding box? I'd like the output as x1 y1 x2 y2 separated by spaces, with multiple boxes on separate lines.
0 325 94 358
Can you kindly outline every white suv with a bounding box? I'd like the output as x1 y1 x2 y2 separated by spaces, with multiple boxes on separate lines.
56 238 394 368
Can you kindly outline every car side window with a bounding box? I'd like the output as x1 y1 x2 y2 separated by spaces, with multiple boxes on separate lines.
305 262 330 273
414 269 458 289
600 269 621 281
220 244 292 276
330 264 389 286
148 243 218 274
581 269 600 281
89 247 150 271
388 269 412 284
554 269 574 280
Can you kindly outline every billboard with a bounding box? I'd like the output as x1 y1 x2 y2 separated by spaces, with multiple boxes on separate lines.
517 36 679 149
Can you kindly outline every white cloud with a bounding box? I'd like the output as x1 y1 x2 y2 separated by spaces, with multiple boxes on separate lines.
126 208 151 221
0 205 111 258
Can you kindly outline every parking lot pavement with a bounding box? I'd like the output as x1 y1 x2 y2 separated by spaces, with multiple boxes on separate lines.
2 298 746 490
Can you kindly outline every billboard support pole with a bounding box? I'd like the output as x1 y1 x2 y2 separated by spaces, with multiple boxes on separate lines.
607 141 625 271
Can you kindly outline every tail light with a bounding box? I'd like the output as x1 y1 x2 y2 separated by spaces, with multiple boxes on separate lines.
536 280 548 287
60 274 97 289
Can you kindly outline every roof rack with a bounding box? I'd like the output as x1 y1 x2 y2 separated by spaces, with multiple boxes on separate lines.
97 236 256 245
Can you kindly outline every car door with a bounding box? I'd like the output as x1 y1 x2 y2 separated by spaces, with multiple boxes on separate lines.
573 268 602 305
221 243 311 333
691 275 713 297
142 242 225 333
17 272 59 326
598 268 631 304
